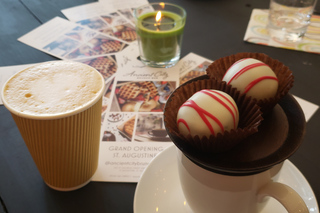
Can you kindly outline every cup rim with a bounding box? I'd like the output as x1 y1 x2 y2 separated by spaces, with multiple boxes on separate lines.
1 61 106 120
133 2 187 23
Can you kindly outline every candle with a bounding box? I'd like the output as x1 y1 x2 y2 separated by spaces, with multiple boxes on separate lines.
141 12 175 31
134 3 186 68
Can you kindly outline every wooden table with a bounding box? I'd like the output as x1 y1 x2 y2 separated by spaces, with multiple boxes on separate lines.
1 0 319 212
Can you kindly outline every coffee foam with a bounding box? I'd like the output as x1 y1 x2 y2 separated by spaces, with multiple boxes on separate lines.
3 61 104 117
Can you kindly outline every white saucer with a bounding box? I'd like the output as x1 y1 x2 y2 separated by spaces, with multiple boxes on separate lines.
134 145 319 213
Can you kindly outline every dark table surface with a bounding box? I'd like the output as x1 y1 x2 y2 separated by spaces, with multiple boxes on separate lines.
0 0 319 212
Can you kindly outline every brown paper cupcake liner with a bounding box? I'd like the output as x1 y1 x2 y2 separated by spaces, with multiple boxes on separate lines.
206 52 294 114
164 76 263 153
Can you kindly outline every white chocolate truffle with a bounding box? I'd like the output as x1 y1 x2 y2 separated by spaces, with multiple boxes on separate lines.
177 89 239 138
222 58 278 100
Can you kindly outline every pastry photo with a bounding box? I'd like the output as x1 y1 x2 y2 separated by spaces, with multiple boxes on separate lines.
111 81 176 112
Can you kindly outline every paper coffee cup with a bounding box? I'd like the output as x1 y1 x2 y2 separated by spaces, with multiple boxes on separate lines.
1 61 105 191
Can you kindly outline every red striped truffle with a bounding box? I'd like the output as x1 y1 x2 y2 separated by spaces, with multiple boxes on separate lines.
222 58 278 100
177 89 239 138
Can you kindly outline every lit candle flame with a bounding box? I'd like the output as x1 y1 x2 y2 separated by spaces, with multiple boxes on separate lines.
155 11 162 22
159 2 165 8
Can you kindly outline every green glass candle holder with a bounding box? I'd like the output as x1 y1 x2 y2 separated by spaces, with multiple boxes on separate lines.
134 2 186 68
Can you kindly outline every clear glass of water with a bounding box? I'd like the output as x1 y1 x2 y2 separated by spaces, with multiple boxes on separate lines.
267 0 318 42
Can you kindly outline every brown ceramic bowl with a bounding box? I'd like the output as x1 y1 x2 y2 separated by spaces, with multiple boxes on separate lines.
164 75 305 175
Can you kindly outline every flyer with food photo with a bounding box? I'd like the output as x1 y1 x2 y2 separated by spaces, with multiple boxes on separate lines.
76 12 137 43
94 53 215 182
62 2 139 43
18 17 128 61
